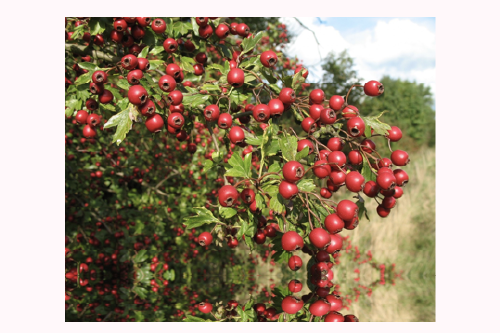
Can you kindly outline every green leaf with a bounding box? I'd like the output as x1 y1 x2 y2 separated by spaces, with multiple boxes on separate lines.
103 105 138 145
180 56 195 73
241 31 264 55
292 69 306 92
65 98 81 116
116 97 129 111
117 79 130 90
296 146 310 161
219 206 237 219
236 217 250 240
361 111 391 136
75 72 91 85
356 197 370 222
269 83 281 94
133 250 148 263
142 28 156 45
78 62 99 71
361 154 377 182
240 56 260 69
203 159 214 171
242 129 262 146
138 46 149 58
150 46 164 55
260 67 277 84
201 83 221 92
206 63 224 72
183 315 206 322
255 193 266 210
270 194 285 214
149 60 164 70
183 207 221 229
297 179 315 192
225 153 251 178
278 136 298 162
190 17 200 37
88 18 105 35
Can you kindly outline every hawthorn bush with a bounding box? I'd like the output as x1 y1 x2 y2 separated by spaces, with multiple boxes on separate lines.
65 16 410 322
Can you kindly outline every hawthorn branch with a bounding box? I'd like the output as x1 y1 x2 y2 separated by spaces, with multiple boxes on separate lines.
65 43 120 63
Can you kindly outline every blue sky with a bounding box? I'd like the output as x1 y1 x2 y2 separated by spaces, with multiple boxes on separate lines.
280 17 436 101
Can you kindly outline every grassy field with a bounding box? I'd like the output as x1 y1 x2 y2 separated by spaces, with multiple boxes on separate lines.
343 147 436 321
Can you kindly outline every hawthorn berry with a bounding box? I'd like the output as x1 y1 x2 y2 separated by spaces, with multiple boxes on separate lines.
260 50 278 68
282 231 304 251
218 185 239 207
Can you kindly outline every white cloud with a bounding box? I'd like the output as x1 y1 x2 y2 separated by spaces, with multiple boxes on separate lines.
280 17 436 99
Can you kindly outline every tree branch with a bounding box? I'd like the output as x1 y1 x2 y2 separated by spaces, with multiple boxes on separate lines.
65 43 120 64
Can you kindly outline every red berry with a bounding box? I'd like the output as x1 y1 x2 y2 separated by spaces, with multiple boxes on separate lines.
282 296 304 314
218 185 239 207
309 300 330 317
121 54 138 70
297 139 314 154
301 117 317 133
386 126 403 142
215 24 230 39
166 63 181 79
360 139 376 153
377 205 391 218
151 18 166 34
376 172 396 190
313 160 331 179
326 233 343 254
288 280 303 293
324 214 344 234
228 126 245 144
279 181 299 200
391 150 410 166
83 125 97 138
346 117 365 137
342 105 359 118
329 95 344 111
128 85 148 105
363 180 380 198
145 114 164 133
268 99 284 117
92 71 107 84
198 232 213 246
193 63 204 76
345 171 365 192
75 110 89 125
240 188 256 204
327 137 344 151
279 88 296 104
260 50 278 68
283 161 304 183
336 200 358 221
139 99 156 117
158 75 176 92
227 68 245 88
218 113 233 129
288 255 303 271
163 38 178 53
309 89 325 104
167 90 183 106
253 104 271 122
309 228 331 249
167 113 184 129
364 80 384 96
309 104 323 120
204 104 220 122
325 311 345 322
320 108 337 124
198 24 213 39
327 151 346 170
127 69 143 85
198 302 213 314
344 314 359 322
282 231 304 251
236 23 250 37
382 196 397 209
393 169 409 187
348 150 363 165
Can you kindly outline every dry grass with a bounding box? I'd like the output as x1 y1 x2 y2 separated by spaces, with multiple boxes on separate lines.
344 147 436 321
